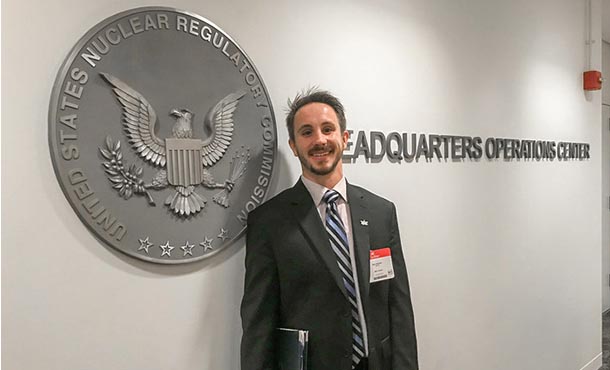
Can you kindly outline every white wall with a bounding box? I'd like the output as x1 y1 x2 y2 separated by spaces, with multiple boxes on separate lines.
604 42 610 106
603 40 610 312
600 0 610 313
2 1 602 370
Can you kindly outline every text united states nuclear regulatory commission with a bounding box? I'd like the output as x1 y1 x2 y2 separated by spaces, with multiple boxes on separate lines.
49 7 278 263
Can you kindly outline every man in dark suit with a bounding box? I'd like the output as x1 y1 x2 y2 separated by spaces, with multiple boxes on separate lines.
241 89 418 370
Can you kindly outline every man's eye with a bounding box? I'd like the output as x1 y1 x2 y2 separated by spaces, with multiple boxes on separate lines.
301 130 312 136
323 127 333 133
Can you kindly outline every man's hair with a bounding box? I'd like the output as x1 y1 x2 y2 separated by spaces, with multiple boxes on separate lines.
285 88 347 141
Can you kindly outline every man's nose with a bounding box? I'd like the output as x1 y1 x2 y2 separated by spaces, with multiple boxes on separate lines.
312 129 327 144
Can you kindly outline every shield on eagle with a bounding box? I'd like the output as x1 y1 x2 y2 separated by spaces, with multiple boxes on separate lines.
165 138 204 187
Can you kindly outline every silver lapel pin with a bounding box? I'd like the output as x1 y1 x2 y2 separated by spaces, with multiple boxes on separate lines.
360 219 369 226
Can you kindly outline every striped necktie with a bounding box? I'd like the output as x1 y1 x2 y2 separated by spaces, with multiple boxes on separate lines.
323 189 365 369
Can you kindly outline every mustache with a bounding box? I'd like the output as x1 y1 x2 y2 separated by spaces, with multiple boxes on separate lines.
308 144 334 153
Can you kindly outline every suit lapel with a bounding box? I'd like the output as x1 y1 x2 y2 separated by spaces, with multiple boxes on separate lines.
347 183 371 302
289 180 348 299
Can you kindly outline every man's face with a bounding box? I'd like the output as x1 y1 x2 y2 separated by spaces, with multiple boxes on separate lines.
289 102 349 184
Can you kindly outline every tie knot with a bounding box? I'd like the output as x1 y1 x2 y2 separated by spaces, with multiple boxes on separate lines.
323 189 341 205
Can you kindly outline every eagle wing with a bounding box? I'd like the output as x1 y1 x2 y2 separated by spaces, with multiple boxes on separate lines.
100 73 166 167
200 90 247 167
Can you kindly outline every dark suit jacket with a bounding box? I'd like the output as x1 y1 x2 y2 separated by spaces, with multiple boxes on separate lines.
241 179 418 370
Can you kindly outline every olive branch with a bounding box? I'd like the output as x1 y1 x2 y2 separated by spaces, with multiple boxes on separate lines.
100 136 155 205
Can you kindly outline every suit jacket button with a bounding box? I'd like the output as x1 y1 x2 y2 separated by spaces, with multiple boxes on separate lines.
343 311 349 318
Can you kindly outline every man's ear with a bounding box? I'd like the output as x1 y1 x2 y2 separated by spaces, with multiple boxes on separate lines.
288 139 298 156
342 130 349 146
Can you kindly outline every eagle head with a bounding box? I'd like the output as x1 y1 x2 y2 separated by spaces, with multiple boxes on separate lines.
170 108 194 120
170 108 194 138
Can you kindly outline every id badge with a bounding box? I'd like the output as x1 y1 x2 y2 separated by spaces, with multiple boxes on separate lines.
369 247 395 283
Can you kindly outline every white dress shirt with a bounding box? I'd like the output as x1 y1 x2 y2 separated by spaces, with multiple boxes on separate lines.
301 175 369 356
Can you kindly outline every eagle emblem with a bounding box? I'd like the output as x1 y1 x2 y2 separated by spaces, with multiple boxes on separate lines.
98 72 249 217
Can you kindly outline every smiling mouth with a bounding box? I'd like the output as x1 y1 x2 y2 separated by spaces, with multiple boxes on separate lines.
309 144 334 157
310 148 333 158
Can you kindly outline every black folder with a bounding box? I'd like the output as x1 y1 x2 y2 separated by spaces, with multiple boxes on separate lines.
276 327 309 370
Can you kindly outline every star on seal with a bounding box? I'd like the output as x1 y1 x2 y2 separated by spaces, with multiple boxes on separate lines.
138 237 153 254
217 228 229 241
181 241 195 257
160 241 175 257
200 237 214 251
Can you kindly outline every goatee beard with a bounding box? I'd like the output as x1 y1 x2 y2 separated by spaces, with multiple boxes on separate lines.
298 144 342 176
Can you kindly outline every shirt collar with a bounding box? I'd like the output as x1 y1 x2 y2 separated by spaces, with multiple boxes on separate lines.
301 175 348 206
